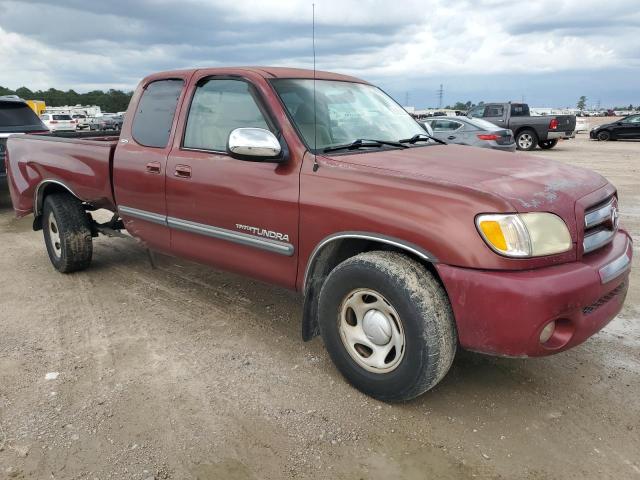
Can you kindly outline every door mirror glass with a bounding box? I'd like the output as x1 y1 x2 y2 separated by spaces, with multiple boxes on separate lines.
227 128 282 160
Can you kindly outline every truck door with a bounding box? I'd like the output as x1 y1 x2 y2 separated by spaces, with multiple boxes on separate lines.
165 76 300 289
113 77 188 252
483 104 507 128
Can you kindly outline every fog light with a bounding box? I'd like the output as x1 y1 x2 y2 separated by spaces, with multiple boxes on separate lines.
539 321 556 344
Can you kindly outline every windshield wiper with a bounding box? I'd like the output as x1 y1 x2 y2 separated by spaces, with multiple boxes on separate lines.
399 133 447 146
323 138 408 153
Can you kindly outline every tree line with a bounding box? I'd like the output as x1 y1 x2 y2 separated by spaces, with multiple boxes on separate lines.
0 85 133 113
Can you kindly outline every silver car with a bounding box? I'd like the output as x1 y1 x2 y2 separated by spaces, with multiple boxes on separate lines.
424 116 516 152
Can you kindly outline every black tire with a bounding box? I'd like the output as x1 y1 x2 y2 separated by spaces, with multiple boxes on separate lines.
538 139 558 149
515 129 539 151
318 251 457 402
42 193 93 273
597 130 611 141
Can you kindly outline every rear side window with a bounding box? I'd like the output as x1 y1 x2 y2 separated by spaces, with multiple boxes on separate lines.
0 102 44 128
183 79 270 152
132 79 184 148
433 119 462 131
510 104 530 116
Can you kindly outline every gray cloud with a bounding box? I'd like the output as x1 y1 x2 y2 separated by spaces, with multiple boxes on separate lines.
0 0 638 107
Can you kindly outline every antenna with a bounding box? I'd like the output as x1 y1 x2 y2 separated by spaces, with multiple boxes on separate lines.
312 3 319 172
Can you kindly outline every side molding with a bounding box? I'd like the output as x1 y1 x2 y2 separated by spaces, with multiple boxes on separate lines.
303 231 438 292
118 205 295 256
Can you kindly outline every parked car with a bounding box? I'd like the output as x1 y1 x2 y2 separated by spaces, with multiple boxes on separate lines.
0 95 48 178
575 117 590 134
423 116 515 152
467 103 576 151
90 116 119 131
72 114 90 130
6 67 631 401
40 113 77 132
590 114 640 141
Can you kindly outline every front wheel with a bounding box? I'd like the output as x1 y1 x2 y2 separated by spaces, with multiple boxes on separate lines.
318 251 457 402
42 193 93 273
538 139 558 149
516 129 539 150
597 130 611 141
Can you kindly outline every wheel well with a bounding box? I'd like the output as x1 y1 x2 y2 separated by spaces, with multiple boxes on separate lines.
33 182 81 231
514 127 536 138
301 237 442 341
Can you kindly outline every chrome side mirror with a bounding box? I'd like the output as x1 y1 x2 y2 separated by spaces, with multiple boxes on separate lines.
227 128 282 161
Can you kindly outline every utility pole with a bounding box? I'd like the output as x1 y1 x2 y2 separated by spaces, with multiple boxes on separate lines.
437 84 444 109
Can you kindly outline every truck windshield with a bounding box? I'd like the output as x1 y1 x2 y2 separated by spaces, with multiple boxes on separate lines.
272 79 426 152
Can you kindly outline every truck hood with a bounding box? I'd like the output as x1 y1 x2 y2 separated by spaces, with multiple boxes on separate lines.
324 144 608 212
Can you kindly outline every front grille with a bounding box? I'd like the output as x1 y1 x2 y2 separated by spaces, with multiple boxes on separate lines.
582 281 627 315
583 196 618 254
0 138 6 175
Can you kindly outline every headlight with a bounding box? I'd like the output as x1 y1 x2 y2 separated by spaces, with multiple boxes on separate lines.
476 213 572 257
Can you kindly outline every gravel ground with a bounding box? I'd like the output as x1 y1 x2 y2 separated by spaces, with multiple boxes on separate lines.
0 133 638 479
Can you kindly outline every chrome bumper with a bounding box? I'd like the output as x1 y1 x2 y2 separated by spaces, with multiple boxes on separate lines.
599 239 632 284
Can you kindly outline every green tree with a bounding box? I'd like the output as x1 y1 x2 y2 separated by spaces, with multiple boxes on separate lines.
577 96 587 110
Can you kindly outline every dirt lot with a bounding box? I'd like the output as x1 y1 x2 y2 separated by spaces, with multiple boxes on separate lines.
0 134 638 480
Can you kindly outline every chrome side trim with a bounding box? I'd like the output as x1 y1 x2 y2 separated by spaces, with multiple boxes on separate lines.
584 198 615 229
583 229 616 254
167 217 294 256
118 205 168 226
599 240 632 284
33 179 83 216
303 231 437 291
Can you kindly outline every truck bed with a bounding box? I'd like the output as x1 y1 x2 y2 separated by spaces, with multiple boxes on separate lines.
6 132 119 217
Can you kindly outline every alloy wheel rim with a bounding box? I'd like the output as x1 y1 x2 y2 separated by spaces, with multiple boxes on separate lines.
48 212 62 258
518 133 533 149
339 289 405 373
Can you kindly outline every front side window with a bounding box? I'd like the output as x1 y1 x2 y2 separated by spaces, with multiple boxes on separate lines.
484 105 504 117
622 115 640 124
272 79 425 151
183 79 270 152
132 79 184 148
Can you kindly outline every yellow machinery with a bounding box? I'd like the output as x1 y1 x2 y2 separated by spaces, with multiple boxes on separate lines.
26 100 46 116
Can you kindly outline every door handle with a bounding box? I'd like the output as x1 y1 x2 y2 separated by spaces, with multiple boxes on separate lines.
146 161 161 174
447 135 456 140
175 165 192 178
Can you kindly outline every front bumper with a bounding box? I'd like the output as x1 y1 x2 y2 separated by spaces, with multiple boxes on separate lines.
436 231 632 357
548 130 576 140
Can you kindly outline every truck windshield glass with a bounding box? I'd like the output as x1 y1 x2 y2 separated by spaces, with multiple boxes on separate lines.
272 79 425 152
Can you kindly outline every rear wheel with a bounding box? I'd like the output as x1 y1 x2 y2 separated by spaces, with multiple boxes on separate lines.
597 130 611 141
516 129 538 151
318 251 457 402
42 193 93 273
538 139 558 149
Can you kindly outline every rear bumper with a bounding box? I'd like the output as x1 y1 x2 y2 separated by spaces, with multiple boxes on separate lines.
548 130 576 140
436 231 632 357
490 143 517 152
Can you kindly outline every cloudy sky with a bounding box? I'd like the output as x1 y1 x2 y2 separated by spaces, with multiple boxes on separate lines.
0 0 638 108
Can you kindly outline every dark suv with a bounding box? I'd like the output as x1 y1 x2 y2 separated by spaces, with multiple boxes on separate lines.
0 96 47 178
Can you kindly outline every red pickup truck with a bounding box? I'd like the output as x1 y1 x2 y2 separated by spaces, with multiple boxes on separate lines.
6 67 632 401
